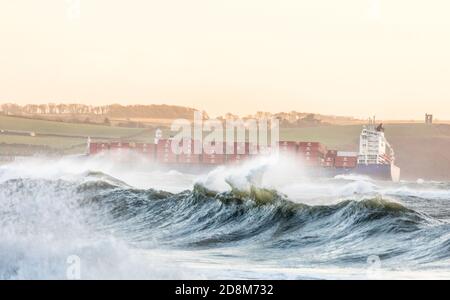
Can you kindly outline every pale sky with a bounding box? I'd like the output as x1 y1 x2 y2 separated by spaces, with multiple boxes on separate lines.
1 0 450 119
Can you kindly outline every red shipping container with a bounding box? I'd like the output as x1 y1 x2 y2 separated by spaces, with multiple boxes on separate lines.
302 156 321 162
203 141 225 155
298 142 327 153
224 142 256 155
176 139 202 155
127 142 140 154
335 156 357 168
134 143 156 161
110 142 131 149
224 142 257 154
298 151 324 159
156 152 178 163
324 156 336 163
335 156 358 163
298 141 320 147
335 161 357 168
301 156 323 166
233 142 250 155
202 153 226 164
278 141 298 153
279 141 298 147
135 143 154 152
248 143 258 155
225 142 235 155
156 139 171 152
327 150 338 157
94 143 105 153
156 139 178 163
258 145 273 155
299 146 326 155
226 154 249 164
298 142 325 149
321 161 335 168
178 154 201 164
89 143 98 154
298 145 321 151
161 139 186 154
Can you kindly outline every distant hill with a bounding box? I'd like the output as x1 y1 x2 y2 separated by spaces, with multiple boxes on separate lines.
0 103 201 118
220 111 363 127
105 104 202 119
1 103 366 129
0 103 205 126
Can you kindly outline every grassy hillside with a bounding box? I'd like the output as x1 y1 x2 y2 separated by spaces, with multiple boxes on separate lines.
2 115 450 180
280 126 361 150
0 115 146 138
383 124 450 181
0 115 165 154
0 135 85 149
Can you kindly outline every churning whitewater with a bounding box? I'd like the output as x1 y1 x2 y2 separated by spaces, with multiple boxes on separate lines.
1 154 450 279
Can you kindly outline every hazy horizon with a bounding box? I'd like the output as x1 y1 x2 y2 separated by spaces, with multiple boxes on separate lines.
2 1 450 120
1 101 445 121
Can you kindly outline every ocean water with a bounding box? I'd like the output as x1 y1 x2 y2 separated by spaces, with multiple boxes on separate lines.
0 154 450 280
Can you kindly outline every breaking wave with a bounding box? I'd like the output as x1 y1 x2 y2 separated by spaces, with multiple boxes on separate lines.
0 155 450 279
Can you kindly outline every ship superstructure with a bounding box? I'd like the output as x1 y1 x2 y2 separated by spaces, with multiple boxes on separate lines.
358 119 394 166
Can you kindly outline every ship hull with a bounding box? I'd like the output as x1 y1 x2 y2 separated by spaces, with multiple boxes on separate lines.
320 164 400 182
137 161 401 182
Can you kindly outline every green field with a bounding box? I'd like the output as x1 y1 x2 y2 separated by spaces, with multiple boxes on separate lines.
0 135 85 149
0 115 152 139
281 123 450 149
0 115 163 154
280 126 361 149
2 115 450 179
0 115 169 152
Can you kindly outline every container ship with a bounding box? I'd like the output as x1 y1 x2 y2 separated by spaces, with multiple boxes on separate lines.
87 121 400 182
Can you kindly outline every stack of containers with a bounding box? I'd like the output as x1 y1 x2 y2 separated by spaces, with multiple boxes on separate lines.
335 151 358 168
135 142 156 161
89 142 99 155
258 144 273 156
278 141 298 154
226 142 250 164
98 143 109 154
109 141 119 151
248 142 259 156
89 142 110 155
109 142 131 155
322 150 337 167
178 139 201 164
298 142 327 166
156 139 178 163
202 141 225 164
